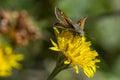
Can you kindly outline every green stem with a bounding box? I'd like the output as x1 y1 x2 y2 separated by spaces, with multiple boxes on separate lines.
47 53 70 80
47 60 69 80
47 66 61 80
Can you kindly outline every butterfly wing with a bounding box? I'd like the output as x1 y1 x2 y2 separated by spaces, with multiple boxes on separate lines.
77 17 87 30
55 7 74 29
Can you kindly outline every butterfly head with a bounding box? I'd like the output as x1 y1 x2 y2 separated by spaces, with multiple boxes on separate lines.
73 23 84 36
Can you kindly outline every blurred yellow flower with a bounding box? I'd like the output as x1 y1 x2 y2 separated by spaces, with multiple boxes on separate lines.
0 43 24 77
50 27 100 78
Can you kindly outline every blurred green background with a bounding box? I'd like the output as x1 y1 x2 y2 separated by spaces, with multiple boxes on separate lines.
0 0 120 80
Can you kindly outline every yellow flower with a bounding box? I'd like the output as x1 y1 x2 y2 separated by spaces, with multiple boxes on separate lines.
0 43 24 77
50 27 100 78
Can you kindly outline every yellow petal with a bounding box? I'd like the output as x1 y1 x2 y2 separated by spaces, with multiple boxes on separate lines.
83 67 94 78
53 27 59 36
73 65 79 74
49 47 60 51
5 46 12 55
64 60 70 64
0 71 11 77
16 54 24 60
50 39 58 47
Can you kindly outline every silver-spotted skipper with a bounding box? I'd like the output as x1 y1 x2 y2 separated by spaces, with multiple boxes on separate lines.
54 7 87 36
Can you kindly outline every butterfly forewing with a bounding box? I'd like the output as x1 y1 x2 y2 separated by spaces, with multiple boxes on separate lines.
55 7 74 29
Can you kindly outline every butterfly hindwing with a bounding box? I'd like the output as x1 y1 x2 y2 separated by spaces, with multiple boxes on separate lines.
77 17 87 30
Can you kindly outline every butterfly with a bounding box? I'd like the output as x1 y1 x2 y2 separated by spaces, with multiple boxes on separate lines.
54 7 87 36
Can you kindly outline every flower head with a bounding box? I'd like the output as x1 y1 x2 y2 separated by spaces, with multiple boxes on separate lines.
0 10 40 46
0 43 24 77
50 27 100 78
